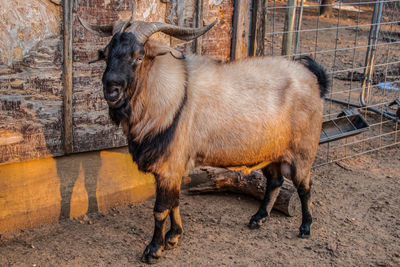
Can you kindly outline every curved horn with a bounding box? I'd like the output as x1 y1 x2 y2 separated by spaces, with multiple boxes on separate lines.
78 0 136 37
78 17 114 37
131 19 218 44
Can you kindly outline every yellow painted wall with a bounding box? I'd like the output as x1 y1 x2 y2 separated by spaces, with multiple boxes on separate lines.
0 147 155 233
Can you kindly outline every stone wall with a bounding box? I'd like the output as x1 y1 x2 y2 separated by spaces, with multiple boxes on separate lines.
0 0 235 164
0 0 63 163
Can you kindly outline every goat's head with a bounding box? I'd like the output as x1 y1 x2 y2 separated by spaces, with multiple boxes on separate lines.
78 1 216 109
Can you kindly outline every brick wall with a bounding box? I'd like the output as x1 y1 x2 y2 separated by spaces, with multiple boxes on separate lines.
201 0 234 61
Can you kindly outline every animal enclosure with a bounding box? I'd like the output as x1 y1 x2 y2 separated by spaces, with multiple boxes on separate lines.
0 1 399 265
260 0 399 166
0 0 399 235
0 0 397 166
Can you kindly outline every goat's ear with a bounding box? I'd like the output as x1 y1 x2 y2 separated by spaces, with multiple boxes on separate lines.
89 49 106 64
144 42 184 59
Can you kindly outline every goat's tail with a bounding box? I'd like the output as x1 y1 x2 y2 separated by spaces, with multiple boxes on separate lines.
297 56 329 98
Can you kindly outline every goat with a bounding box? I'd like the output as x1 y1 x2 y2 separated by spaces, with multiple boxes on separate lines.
79 3 328 264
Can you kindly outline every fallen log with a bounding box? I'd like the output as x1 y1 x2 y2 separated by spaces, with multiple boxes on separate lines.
186 167 300 217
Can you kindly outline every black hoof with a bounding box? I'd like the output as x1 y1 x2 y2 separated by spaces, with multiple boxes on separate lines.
141 243 163 264
298 224 311 238
248 220 261 229
248 214 267 230
164 230 181 250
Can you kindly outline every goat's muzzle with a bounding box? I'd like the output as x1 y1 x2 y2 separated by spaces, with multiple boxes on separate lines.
105 85 121 102
103 70 128 108
104 86 125 108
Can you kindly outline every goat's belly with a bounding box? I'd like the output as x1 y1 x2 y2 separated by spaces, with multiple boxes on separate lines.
199 138 288 169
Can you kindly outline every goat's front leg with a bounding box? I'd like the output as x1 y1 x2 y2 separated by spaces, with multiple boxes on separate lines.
165 206 183 249
142 181 181 264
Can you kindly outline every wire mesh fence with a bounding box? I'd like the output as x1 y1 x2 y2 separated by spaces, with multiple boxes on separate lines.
262 0 400 166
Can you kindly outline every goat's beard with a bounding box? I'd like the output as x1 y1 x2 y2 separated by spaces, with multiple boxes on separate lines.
108 97 131 126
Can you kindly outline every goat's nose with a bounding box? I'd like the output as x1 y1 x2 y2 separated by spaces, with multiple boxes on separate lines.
103 72 125 102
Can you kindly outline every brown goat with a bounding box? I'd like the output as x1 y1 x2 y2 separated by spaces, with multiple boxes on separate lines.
79 4 328 264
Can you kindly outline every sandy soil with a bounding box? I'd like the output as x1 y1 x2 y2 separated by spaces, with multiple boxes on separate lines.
0 146 399 266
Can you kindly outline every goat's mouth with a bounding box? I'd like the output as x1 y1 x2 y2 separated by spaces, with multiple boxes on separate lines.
107 96 125 109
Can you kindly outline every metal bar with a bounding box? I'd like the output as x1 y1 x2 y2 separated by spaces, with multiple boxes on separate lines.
264 20 400 36
320 130 399 151
313 0 321 61
313 142 400 168
328 0 343 127
326 97 400 123
348 0 364 107
332 119 344 133
265 0 399 11
346 116 358 131
270 40 400 59
326 60 400 75
323 100 398 118
281 0 297 56
63 0 73 154
360 0 384 106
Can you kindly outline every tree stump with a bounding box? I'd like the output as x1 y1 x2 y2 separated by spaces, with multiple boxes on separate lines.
186 167 300 217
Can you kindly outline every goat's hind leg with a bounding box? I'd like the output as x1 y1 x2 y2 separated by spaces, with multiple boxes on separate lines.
248 163 284 229
294 172 313 238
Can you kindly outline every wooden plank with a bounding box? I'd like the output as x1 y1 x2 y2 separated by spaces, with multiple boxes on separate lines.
249 0 266 57
63 0 73 154
194 0 203 55
281 0 296 57
231 0 251 60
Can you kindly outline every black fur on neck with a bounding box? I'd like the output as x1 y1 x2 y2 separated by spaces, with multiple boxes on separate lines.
128 89 187 173
128 60 188 173
108 98 131 125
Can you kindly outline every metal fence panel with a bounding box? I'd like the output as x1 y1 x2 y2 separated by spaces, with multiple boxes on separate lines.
263 0 399 166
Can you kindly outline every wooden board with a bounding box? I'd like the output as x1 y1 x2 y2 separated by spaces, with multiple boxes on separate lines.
231 0 251 60
249 0 266 57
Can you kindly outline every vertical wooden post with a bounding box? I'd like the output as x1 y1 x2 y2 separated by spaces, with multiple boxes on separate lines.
249 0 266 57
63 0 73 154
281 0 296 57
231 0 251 60
194 0 203 55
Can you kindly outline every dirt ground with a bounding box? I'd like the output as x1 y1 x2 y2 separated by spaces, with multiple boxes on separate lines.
0 145 399 266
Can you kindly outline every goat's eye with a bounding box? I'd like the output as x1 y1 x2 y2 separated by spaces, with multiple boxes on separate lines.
133 56 143 66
